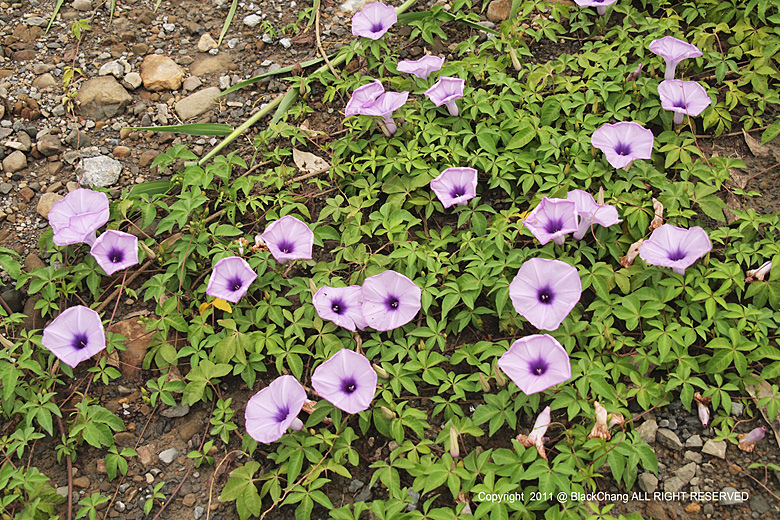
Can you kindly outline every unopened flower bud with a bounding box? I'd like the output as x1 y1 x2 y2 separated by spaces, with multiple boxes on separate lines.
449 427 460 459
494 365 507 388
373 363 390 379
478 373 491 393
693 393 711 427
380 406 395 420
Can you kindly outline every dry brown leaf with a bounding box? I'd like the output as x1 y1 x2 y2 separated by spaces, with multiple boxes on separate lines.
620 238 644 268
292 148 330 174
743 129 771 157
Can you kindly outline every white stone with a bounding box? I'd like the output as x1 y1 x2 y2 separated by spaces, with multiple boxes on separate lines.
243 14 262 27
77 155 122 188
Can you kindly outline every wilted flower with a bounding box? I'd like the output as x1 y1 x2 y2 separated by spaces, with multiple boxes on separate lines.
361 91 409 136
588 401 610 440
361 270 421 331
206 256 257 303
574 0 617 16
313 286 367 332
516 406 551 460
345 79 385 117
738 426 767 453
425 76 465 116
694 392 711 427
245 375 307 443
430 167 478 208
397 55 444 79
260 215 314 264
648 36 702 80
566 189 621 240
498 334 571 395
626 62 643 83
649 198 665 231
523 197 579 245
591 122 654 169
657 79 712 125
90 230 139 275
620 238 644 268
48 188 110 246
311 349 377 414
509 258 582 331
746 261 772 282
608 413 625 429
639 224 712 275
351 1 397 40
42 305 106 368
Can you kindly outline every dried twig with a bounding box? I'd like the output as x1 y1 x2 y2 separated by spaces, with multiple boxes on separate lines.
315 5 340 79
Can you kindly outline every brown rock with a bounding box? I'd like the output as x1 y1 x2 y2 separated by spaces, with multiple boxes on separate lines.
132 43 149 55
25 253 46 271
72 476 90 489
32 73 57 89
136 445 155 467
182 494 197 507
190 55 235 76
22 296 44 330
12 49 36 61
112 145 131 158
2 150 27 173
487 0 511 22
17 187 34 202
13 25 44 42
140 55 184 91
75 77 133 120
139 151 158 168
48 162 63 175
36 192 63 218
96 459 107 474
685 503 700 514
114 431 136 447
37 134 63 156
645 501 669 520
107 318 152 380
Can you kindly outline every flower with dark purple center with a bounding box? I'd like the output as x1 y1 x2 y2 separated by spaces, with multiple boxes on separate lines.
591 122 655 169
397 55 444 79
523 197 579 245
48 188 110 246
361 270 421 331
657 79 712 125
498 334 571 395
42 305 106 368
311 349 377 414
648 36 702 80
206 256 258 303
424 77 465 116
574 0 617 15
245 375 307 443
639 224 711 275
260 215 314 264
430 167 478 209
90 230 139 275
351 2 397 40
313 285 367 332
509 258 582 331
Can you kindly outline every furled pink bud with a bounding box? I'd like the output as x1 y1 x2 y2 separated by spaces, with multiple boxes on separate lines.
588 401 610 441
449 427 460 459
738 426 766 453
517 406 551 460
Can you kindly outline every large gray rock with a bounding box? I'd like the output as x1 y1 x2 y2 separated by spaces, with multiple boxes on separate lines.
638 472 658 493
656 428 683 451
75 77 132 119
140 55 184 91
77 155 122 187
36 134 62 156
719 486 745 505
637 419 658 444
175 87 221 120
702 439 727 459
674 462 697 486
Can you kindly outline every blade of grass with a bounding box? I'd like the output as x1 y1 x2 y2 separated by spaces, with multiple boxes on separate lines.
307 0 320 28
46 0 65 33
218 0 240 46
219 55 331 96
439 10 501 35
127 124 235 136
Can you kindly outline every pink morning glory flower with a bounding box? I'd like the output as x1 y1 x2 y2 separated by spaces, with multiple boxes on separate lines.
206 256 258 303
42 305 106 368
397 55 444 79
566 189 621 240
639 224 711 275
657 79 712 125
509 258 582 331
245 375 307 443
90 230 139 275
360 91 410 136
425 77 465 116
351 2 397 40
345 80 385 117
574 0 617 15
313 286 367 332
516 406 551 460
260 215 314 264
47 188 110 246
591 122 654 169
498 334 571 395
311 349 377 414
648 36 702 80
430 167 478 208
361 270 421 331
523 197 579 245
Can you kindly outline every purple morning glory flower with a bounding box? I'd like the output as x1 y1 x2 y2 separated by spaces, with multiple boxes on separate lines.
311 349 377 414
47 188 110 247
245 375 307 443
591 122 655 169
206 256 258 303
360 91 410 136
260 215 314 264
397 55 444 79
351 1 397 40
498 334 571 395
648 36 702 80
430 167 478 208
524 197 579 245
425 77 465 116
361 270 421 331
657 79 712 125
345 79 385 118
313 286 367 332
566 189 622 240
509 258 582 331
574 0 617 15
639 224 712 275
42 305 106 368
90 230 139 275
